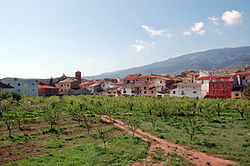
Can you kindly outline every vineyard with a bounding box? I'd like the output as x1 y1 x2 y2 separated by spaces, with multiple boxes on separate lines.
0 95 249 166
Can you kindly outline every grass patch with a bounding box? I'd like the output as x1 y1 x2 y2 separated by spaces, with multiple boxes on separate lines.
6 134 148 166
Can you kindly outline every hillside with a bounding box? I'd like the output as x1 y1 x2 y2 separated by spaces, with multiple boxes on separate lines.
85 46 250 79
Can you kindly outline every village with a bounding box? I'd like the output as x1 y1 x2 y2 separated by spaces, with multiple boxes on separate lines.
1 65 249 99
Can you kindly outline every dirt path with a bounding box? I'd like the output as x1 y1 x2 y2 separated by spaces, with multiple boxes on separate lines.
101 116 239 166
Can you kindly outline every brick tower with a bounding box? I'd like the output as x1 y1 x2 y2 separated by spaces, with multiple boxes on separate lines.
75 71 81 86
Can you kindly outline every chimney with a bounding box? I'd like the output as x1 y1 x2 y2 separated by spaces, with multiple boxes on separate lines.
75 71 81 85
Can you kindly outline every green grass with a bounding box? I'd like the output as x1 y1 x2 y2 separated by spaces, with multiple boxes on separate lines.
6 134 149 166
165 152 194 166
129 113 250 166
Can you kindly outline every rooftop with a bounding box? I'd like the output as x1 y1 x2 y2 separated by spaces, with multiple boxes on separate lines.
197 76 233 81
123 74 141 81
57 78 78 83
0 81 14 89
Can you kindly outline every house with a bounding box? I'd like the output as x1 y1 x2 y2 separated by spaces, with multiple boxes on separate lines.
79 81 94 90
88 83 102 94
170 83 203 98
235 71 250 87
244 65 250 71
0 81 14 93
38 82 59 97
1 78 38 96
140 83 161 97
208 76 236 99
120 84 137 96
100 78 118 90
199 69 241 77
102 87 121 96
231 87 244 99
123 74 141 84
55 71 82 94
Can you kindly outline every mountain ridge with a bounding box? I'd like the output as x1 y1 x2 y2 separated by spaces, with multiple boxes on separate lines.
84 46 250 79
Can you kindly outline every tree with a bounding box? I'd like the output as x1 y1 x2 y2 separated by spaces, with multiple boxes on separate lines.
232 99 250 119
10 92 21 101
14 100 31 130
126 117 141 136
0 99 16 137
0 91 10 101
180 116 204 144
95 125 110 151
48 77 55 86
44 101 61 129
243 82 250 98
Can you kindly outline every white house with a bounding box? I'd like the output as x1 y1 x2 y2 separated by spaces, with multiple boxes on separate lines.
1 78 38 96
170 83 202 98
0 81 14 94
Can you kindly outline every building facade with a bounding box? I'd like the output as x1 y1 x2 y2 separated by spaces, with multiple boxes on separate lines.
1 78 38 96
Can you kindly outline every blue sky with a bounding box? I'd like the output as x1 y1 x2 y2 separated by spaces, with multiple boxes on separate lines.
0 0 250 78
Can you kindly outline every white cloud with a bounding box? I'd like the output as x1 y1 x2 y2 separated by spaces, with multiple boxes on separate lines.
185 22 205 36
131 40 155 52
208 16 219 25
141 25 164 37
183 31 191 36
191 22 204 32
197 30 206 36
132 44 145 52
222 10 242 25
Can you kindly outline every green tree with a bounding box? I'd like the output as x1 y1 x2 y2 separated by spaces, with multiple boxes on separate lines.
95 125 110 151
232 99 250 119
180 116 204 144
126 117 141 136
243 82 250 98
0 99 16 137
0 91 10 101
48 77 55 86
44 101 61 129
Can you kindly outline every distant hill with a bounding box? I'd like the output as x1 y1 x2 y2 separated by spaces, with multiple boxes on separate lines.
85 46 250 80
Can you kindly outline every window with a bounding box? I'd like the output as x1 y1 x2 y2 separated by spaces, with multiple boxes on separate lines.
223 90 227 94
144 91 147 94
181 91 185 95
213 84 217 87
8 83 10 86
160 81 162 83
147 78 149 81
173 91 175 94
123 91 126 93
32 83 34 86
213 90 217 94
223 83 227 87
151 91 154 93
144 87 146 90
131 91 134 93
32 89 34 91
193 91 196 94
235 93 239 96
18 83 20 86
18 89 20 92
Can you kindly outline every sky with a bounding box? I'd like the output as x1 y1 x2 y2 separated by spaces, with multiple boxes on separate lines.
0 0 250 78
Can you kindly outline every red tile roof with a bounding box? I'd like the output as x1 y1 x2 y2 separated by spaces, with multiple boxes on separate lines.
235 71 250 75
197 76 233 81
0 82 14 89
144 82 154 87
38 85 58 89
123 74 141 81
